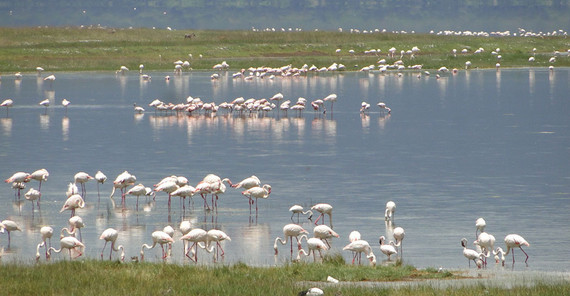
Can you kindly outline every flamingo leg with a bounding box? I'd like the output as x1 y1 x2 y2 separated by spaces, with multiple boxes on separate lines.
101 241 108 259
520 247 529 265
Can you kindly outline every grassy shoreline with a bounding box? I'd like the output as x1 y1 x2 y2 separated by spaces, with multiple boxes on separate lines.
0 259 569 295
0 27 569 73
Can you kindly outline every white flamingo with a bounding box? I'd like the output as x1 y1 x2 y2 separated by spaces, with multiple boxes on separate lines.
1 99 13 116
343 239 376 266
274 223 309 256
297 236 328 262
385 201 396 221
140 230 174 260
94 170 107 199
68 215 85 241
393 226 405 254
28 168 49 191
310 203 333 228
61 99 70 114
379 236 398 261
39 99 50 114
474 231 495 266
48 236 85 260
313 225 339 248
231 175 260 189
100 228 125 261
74 171 93 198
289 205 312 222
461 238 484 268
206 229 231 261
24 188 42 210
0 220 21 248
180 228 208 262
171 185 196 211
475 217 486 239
60 194 85 217
35 226 54 260
241 184 271 216
499 234 530 266
323 93 337 113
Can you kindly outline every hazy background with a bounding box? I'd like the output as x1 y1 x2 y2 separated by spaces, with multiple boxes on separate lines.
1 0 569 32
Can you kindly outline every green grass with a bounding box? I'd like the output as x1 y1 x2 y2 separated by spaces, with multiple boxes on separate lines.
0 27 569 73
0 259 568 296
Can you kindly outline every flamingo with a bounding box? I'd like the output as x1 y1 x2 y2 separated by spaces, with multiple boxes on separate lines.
35 226 54 261
60 194 85 217
48 236 85 260
461 238 484 268
231 175 260 189
241 184 271 216
180 228 208 262
343 239 376 266
323 93 337 113
179 220 192 254
94 170 107 199
297 236 328 262
24 188 42 210
140 230 174 260
68 215 85 241
171 185 196 211
274 224 309 256
474 231 495 266
133 103 145 113
100 228 125 261
200 174 230 210
289 205 312 222
39 99 50 114
74 171 93 198
313 225 339 248
475 217 486 239
126 183 148 209
348 230 362 262
28 168 49 191
61 99 70 114
0 220 21 248
385 201 396 221
206 229 231 261
193 181 213 210
310 203 333 228
1 99 13 116
298 287 324 296
110 171 137 204
393 226 405 254
501 234 530 266
379 236 398 261
5 171 30 200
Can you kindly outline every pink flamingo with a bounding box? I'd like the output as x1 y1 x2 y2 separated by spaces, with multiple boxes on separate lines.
310 203 333 228
274 223 309 257
241 184 271 217
100 228 125 261
180 228 208 262
140 230 174 261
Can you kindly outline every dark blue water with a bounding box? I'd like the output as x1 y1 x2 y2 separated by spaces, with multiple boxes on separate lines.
0 68 568 271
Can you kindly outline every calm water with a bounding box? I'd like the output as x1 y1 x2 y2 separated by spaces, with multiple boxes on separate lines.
0 68 569 271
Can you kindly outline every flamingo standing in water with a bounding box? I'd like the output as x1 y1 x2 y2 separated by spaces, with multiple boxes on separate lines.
461 238 484 268
323 93 337 113
297 236 328 262
1 99 13 116
110 171 137 204
474 231 495 266
475 217 486 239
310 203 333 228
348 231 362 262
48 236 85 260
35 226 54 261
343 239 376 266
74 171 93 198
241 184 271 217
126 183 148 209
496 234 530 266
171 185 196 211
67 215 85 241
289 205 313 223
0 220 21 248
39 99 50 114
94 170 107 199
393 226 405 255
180 228 208 262
231 175 260 189
28 168 49 192
100 228 125 261
385 201 396 221
313 224 339 248
5 171 30 199
61 99 70 114
24 188 42 210
379 236 398 261
274 223 309 257
206 229 231 261
60 194 85 217
140 230 174 260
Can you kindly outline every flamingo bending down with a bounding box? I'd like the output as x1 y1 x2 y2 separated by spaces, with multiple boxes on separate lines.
206 229 231 261
379 236 398 261
35 226 54 261
0 220 22 247
474 231 495 266
95 170 107 199
140 231 174 260
274 224 309 256
180 228 208 262
385 201 396 221
343 239 376 266
461 238 484 268
60 194 85 217
48 236 85 260
68 215 85 241
74 171 94 198
25 188 42 209
500 234 530 266
100 228 125 261
297 236 328 262
310 203 333 228
393 226 405 254
289 205 313 222
110 171 137 203
313 224 339 248
241 184 271 216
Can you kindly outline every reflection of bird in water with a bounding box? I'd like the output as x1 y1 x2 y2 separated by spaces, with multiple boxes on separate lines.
99 228 125 261
461 238 483 268
0 220 22 248
140 230 174 261
379 235 398 261
48 236 85 260
274 224 309 256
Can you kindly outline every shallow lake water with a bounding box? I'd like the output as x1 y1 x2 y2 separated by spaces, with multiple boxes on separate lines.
0 68 569 272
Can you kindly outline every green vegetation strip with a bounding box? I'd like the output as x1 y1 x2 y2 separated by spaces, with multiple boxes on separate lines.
0 258 568 295
0 27 569 72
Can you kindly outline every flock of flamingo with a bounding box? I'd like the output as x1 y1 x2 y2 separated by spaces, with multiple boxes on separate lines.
3 169 271 262
3 169 531 267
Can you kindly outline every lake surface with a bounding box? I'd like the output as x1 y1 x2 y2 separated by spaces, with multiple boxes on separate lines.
0 68 569 271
